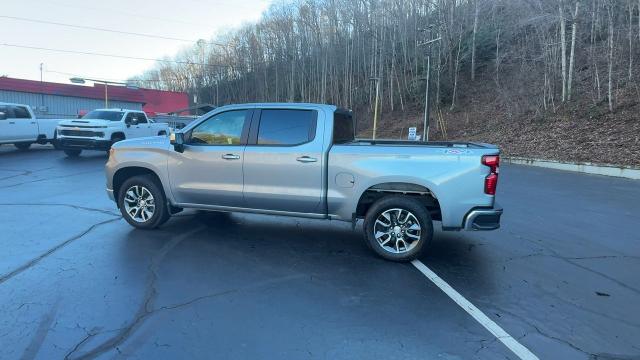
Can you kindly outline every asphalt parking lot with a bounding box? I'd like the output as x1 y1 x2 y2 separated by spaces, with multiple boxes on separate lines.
1 145 639 360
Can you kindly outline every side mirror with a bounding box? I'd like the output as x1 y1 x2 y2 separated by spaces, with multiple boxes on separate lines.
170 132 185 153
0 112 6 120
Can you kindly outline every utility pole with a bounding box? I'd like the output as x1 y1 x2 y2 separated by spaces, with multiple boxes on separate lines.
418 32 441 142
370 77 380 139
39 63 44 110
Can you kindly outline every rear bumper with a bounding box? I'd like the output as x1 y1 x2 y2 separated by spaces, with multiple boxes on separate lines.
59 138 112 151
463 204 503 231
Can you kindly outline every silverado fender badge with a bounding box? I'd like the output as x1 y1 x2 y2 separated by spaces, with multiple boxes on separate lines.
443 149 473 155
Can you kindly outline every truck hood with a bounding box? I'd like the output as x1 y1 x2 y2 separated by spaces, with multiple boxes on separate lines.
112 136 170 150
58 119 114 127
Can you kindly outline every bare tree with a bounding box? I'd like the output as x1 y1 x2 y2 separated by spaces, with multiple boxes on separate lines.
560 0 568 102
568 1 580 100
606 0 614 112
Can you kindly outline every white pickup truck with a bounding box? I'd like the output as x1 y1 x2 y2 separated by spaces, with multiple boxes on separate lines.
0 102 63 150
56 109 170 157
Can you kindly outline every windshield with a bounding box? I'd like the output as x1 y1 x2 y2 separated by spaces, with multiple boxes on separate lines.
82 110 124 121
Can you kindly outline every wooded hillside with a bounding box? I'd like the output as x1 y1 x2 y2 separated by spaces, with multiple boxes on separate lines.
133 0 640 166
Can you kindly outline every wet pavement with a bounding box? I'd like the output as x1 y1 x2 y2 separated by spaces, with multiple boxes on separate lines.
1 144 639 360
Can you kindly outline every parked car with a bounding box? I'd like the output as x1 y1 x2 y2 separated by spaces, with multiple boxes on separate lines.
56 109 170 157
0 102 64 150
105 103 502 261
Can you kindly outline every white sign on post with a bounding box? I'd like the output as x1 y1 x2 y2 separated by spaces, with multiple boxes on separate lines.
408 127 417 141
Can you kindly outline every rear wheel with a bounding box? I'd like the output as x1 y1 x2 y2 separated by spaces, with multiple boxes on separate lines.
63 149 82 157
118 175 170 229
14 142 31 150
364 195 433 262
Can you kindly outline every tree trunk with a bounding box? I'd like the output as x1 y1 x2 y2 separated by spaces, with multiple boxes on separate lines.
607 1 614 112
560 1 567 102
629 0 633 81
471 0 479 81
568 1 580 101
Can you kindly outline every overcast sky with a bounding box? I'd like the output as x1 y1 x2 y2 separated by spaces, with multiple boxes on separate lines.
1 0 272 85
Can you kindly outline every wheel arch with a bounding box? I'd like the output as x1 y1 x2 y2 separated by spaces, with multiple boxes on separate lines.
111 132 126 141
112 166 163 205
354 182 441 221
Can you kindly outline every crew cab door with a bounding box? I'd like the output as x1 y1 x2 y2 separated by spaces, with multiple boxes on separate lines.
124 112 148 138
242 108 324 214
0 105 11 142
168 109 251 207
135 113 158 136
0 105 38 142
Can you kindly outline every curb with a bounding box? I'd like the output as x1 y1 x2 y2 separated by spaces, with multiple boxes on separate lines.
503 157 640 180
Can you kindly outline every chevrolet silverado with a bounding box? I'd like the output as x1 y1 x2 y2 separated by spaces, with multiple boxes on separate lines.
105 103 502 261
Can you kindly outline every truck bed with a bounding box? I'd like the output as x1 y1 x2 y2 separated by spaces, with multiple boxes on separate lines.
347 139 498 149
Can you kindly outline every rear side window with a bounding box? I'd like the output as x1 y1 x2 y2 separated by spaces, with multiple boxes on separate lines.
257 109 316 145
12 106 31 119
333 110 354 144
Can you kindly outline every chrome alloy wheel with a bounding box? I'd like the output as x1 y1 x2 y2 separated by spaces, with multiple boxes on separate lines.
373 208 422 254
123 185 156 223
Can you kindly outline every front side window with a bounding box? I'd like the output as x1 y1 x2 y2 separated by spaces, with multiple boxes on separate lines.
189 110 248 145
135 113 148 123
0 105 8 120
257 109 316 145
12 106 31 119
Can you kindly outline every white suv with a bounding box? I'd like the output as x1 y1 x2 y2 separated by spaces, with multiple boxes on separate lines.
56 109 170 157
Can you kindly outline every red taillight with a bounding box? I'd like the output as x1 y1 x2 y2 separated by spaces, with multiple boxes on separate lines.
482 155 500 195
484 173 498 195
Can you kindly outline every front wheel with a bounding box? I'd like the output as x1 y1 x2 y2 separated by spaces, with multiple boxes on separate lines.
14 142 31 150
364 195 433 262
118 175 170 229
63 149 82 157
52 131 61 150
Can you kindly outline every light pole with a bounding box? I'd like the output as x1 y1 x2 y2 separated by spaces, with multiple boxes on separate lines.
69 77 139 108
418 34 441 142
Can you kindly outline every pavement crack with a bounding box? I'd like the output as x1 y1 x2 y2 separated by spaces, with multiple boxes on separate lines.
0 169 102 189
63 226 204 360
507 231 640 295
496 307 596 357
0 166 56 181
0 203 120 217
0 217 121 285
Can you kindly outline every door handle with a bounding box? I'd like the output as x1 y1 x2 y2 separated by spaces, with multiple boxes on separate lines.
222 154 240 160
9 122 15 124
296 156 317 163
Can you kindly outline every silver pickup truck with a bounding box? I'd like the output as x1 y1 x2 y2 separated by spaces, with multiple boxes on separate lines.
105 103 502 261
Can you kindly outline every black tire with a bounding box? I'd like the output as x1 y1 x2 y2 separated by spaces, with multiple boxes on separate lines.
158 131 167 136
52 131 62 150
111 134 125 145
63 149 82 157
118 175 171 229
14 142 31 150
363 195 433 262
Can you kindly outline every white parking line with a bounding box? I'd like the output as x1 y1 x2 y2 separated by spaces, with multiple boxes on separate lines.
411 259 539 360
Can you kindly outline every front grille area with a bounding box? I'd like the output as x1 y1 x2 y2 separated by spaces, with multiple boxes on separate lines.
60 129 104 137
